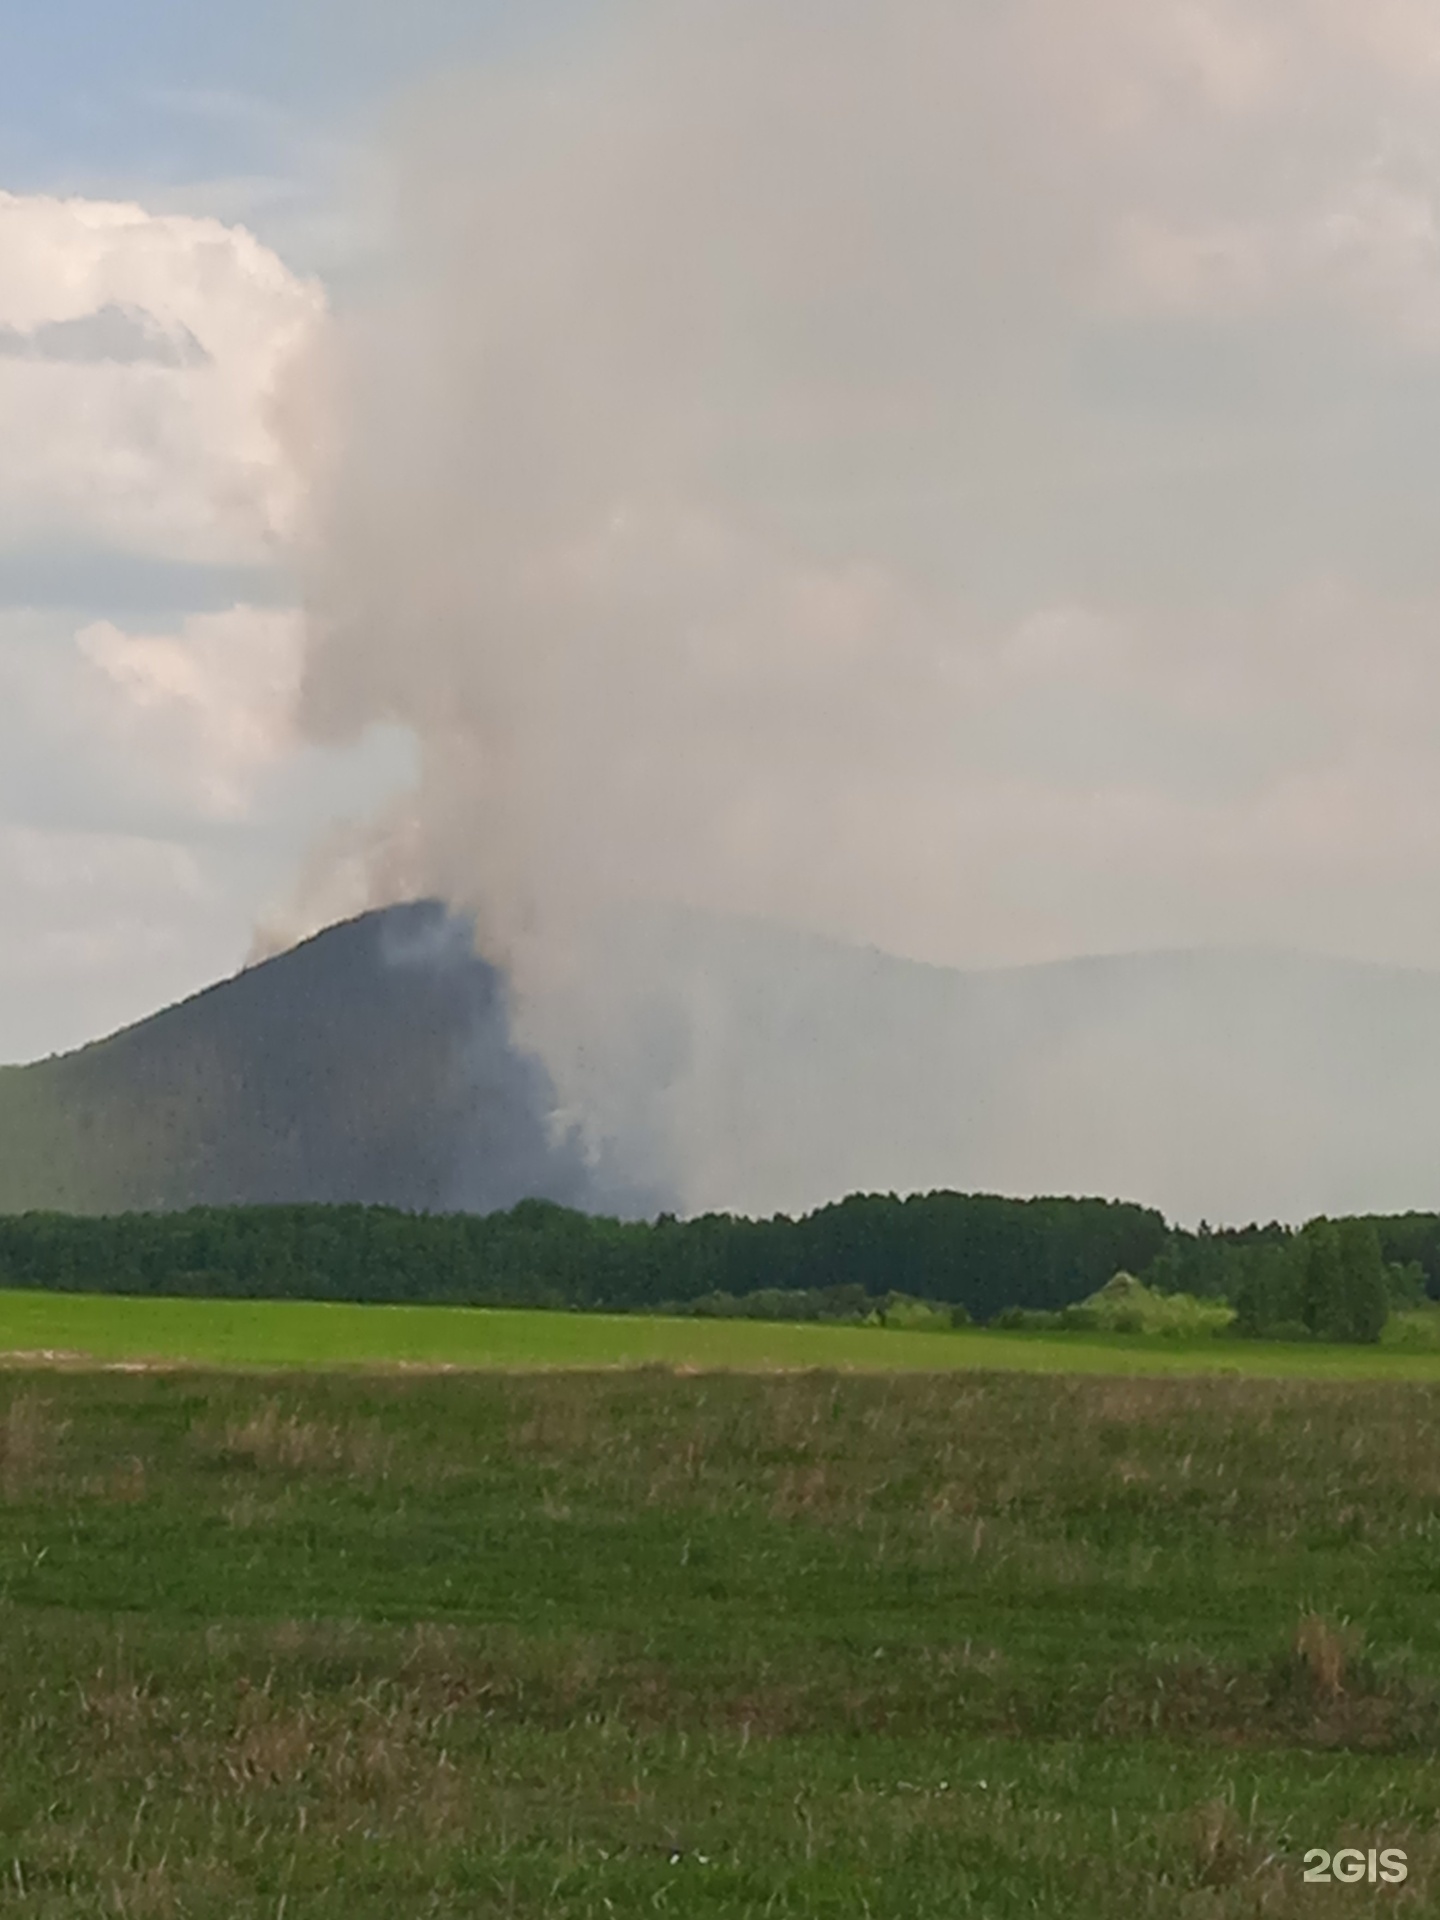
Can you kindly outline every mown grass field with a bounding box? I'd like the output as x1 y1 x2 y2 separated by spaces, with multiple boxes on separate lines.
2 1360 1440 1914
6 1287 1440 1378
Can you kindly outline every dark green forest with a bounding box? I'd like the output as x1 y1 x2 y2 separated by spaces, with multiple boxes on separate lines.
0 1192 1434 1340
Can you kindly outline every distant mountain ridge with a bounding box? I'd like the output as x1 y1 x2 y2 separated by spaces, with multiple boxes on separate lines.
544 910 1440 1223
3 902 1440 1223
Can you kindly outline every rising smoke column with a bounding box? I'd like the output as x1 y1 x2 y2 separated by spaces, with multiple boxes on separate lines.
290 0 1440 1214
295 0 1049 1202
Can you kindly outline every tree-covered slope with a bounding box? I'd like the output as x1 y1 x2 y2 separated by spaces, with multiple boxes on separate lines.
0 903 598 1216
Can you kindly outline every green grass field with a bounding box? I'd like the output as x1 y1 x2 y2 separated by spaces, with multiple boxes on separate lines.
5 1286 1440 1379
1 1340 1439 1913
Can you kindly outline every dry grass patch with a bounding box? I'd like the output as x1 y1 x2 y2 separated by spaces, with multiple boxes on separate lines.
0 1392 67 1500
509 1382 620 1461
1293 1613 1352 1702
222 1488 295 1530
1186 1795 1269 1889
80 1454 148 1504
203 1399 393 1480
768 1460 839 1520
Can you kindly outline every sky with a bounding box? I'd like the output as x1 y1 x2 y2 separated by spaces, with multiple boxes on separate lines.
0 0 546 1058
9 0 1440 1078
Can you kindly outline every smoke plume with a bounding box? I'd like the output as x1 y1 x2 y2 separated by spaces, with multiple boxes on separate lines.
288 0 1440 1215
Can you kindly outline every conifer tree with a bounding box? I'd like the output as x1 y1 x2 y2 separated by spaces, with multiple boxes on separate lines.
1336 1218 1389 1343
1301 1220 1347 1339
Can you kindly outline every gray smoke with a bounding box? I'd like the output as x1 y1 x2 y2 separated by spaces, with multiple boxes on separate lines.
286 0 1440 1219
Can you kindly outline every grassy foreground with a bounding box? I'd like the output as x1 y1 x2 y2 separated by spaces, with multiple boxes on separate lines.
1 1365 1439 1914
5 1286 1440 1378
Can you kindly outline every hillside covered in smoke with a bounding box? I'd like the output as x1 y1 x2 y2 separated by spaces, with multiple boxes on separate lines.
560 908 1440 1227
4 900 1440 1224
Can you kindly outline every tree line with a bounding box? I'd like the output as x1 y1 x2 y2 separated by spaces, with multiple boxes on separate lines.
0 1194 1432 1341
0 1193 1162 1321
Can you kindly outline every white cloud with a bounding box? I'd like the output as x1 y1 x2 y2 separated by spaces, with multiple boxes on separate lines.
75 605 304 819
1313 169 1440 346
0 190 324 564
0 820 202 905
0 601 419 1061
0 809 379 1070
0 191 375 1060
0 821 216 1060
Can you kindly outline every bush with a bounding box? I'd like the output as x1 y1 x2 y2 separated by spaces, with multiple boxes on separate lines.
989 1306 1063 1332
878 1294 967 1332
997 1273 1234 1338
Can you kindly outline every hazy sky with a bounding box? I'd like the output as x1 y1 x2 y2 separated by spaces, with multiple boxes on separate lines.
9 0 1440 1067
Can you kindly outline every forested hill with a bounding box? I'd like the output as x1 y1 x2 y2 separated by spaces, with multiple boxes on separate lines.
0 904 614 1218
0 1193 1167 1323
